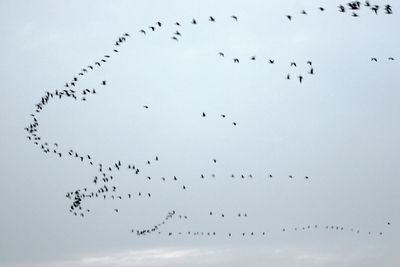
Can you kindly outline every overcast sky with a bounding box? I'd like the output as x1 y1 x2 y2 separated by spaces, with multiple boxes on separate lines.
1 0 399 266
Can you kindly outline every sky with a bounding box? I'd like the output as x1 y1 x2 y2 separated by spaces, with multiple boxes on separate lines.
0 0 399 266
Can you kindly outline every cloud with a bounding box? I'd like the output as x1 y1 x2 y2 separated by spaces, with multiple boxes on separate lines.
4 244 394 267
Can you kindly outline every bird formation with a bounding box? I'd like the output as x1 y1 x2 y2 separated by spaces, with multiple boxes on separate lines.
25 9 394 239
285 1 393 20
371 57 396 62
219 54 315 83
142 223 388 238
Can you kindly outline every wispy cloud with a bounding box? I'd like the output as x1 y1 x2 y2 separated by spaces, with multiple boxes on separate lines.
3 244 393 267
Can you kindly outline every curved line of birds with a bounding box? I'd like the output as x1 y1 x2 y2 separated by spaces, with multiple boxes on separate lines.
24 10 393 236
136 223 389 238
284 1 393 20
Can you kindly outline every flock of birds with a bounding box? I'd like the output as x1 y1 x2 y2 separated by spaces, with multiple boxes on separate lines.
25 1 395 239
285 1 393 20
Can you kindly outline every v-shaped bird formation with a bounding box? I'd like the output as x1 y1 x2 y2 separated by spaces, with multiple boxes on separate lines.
25 1 395 240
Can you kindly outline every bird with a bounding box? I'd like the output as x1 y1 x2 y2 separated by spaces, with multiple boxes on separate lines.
209 16 215 22
268 59 275 64
233 58 239 63
286 74 291 80
301 10 307 15
290 62 297 67
140 29 146 35
338 5 346 12
371 57 378 62
102 80 106 85
213 159 217 163
232 122 237 126
286 15 292 20
156 22 162 27
371 5 379 14
319 7 325 11
231 15 238 21
385 5 392 14
191 19 197 24
388 57 395 61
202 112 206 117
309 68 314 75
298 75 303 83
149 26 155 31
219 52 225 57
250 56 256 60
143 105 149 109
171 36 178 41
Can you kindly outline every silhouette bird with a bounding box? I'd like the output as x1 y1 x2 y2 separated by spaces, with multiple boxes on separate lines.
298 75 303 83
209 16 215 22
149 26 155 31
385 5 392 14
102 80 106 85
156 22 162 27
268 59 275 64
231 15 238 21
371 57 378 62
202 112 206 117
191 19 197 24
140 29 146 35
286 15 292 20
219 52 225 57
233 58 239 63
319 7 325 11
290 62 297 67
371 5 379 14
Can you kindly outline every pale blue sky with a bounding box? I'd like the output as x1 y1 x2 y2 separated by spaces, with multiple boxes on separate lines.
0 0 399 266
